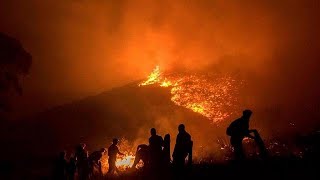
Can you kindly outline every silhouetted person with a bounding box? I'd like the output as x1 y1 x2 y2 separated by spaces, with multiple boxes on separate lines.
227 109 256 160
163 134 171 167
131 144 150 170
53 151 67 180
66 157 77 180
149 128 164 169
75 143 89 180
89 148 106 177
108 138 124 174
173 124 193 170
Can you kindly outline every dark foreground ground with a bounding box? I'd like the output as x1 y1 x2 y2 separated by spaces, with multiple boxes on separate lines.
1 157 319 180
112 159 319 180
1 129 320 179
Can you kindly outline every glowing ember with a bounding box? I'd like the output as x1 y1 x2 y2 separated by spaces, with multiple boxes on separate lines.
139 66 243 122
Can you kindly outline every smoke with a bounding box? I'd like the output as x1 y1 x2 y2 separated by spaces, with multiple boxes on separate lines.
0 0 319 129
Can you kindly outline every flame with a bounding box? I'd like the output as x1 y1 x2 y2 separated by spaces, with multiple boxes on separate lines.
139 66 242 122
160 79 172 87
115 155 135 170
187 103 205 114
139 65 161 86
101 139 143 174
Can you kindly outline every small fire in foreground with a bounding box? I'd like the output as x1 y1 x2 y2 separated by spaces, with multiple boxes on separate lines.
139 66 243 122
115 155 135 170
101 139 143 173
101 153 138 174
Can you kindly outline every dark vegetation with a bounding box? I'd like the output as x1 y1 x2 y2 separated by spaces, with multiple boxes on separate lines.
0 83 319 179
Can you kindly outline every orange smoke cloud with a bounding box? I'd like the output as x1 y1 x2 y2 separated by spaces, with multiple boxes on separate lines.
0 0 319 128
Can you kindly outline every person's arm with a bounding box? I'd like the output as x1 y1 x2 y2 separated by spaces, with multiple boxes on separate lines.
188 134 192 142
172 148 176 158
245 129 256 139
249 129 258 133
172 135 179 158
117 147 125 156
246 133 255 139
98 161 102 174
137 144 143 151
160 137 164 147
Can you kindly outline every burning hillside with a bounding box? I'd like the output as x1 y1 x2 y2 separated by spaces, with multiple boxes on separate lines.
139 66 245 123
97 65 248 172
14 79 222 175
8 66 252 177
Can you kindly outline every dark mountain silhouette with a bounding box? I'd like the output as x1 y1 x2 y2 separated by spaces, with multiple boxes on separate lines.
1 79 319 179
2 82 224 178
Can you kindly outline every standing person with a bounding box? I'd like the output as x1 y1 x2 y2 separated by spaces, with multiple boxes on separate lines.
75 143 89 180
149 128 164 169
226 109 256 160
66 157 77 180
107 138 124 174
172 124 193 170
53 151 67 180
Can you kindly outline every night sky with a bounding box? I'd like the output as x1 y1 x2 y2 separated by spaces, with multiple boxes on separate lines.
0 0 319 121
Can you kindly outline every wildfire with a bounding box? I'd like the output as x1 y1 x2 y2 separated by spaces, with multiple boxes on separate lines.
101 154 136 174
115 155 135 170
139 66 162 86
101 139 143 174
139 66 242 122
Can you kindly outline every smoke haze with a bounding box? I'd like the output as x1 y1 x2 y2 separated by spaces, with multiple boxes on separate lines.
0 0 319 121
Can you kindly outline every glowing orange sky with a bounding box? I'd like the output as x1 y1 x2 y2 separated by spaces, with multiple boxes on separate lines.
0 0 319 119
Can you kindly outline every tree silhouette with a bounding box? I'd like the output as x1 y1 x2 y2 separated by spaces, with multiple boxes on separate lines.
0 32 32 111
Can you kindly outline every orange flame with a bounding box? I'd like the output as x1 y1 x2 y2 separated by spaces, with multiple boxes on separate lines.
139 66 161 86
139 66 242 122
115 155 135 170
101 139 143 174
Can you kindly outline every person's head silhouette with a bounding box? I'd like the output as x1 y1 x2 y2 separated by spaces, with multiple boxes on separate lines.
59 151 66 159
242 109 252 119
112 138 119 145
150 128 156 136
178 124 185 133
